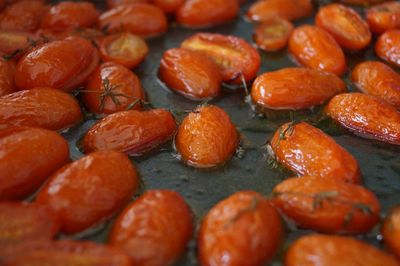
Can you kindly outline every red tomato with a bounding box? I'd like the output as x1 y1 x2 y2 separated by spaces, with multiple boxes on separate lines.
253 17 294 52
107 0 151 9
198 191 283 266
37 27 104 42
339 0 385 6
376 30 400 68
0 31 39 60
153 0 184 13
382 206 400 259
247 0 313 22
366 2 400 34
0 59 15 96
36 151 139 234
109 190 193 266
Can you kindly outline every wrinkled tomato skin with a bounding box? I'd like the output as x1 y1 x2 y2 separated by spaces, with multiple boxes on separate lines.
247 0 313 22
154 0 184 13
352 61 400 109
107 0 150 9
0 87 82 130
366 2 400 34
273 177 380 233
316 4 371 51
251 68 346 110
0 202 60 245
176 105 239 168
286 234 398 266
159 48 222 100
15 36 99 91
99 3 168 38
181 33 260 84
176 0 239 28
253 17 293 52
376 30 400 68
83 62 145 114
109 190 193 266
83 109 177 156
382 206 400 259
325 93 400 145
36 151 139 234
289 25 346 76
0 60 15 96
198 191 283 266
0 125 69 200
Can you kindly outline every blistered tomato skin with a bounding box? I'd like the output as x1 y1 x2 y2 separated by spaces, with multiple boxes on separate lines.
325 93 400 145
109 190 193 266
0 60 15 96
367 2 400 34
198 191 283 266
36 151 139 234
0 126 69 200
159 48 222 100
247 0 313 22
251 68 346 110
176 105 239 168
253 17 293 52
83 109 177 156
376 30 400 68
382 206 400 259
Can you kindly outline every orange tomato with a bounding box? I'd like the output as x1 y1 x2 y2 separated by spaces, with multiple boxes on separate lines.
366 1 400 34
376 29 400 68
339 0 385 6
247 0 313 22
0 31 39 60
253 17 294 52
0 59 15 96
153 0 184 13
382 206 400 259
106 0 151 9
37 27 104 42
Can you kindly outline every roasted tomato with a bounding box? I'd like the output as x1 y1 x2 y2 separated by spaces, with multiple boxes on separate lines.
181 33 260 84
15 36 99 91
252 17 293 52
325 93 400 145
107 0 151 9
198 191 282 266
159 48 222 100
153 0 184 13
247 0 313 22
98 3 168 38
0 125 69 200
270 122 361 183
109 190 193 266
251 67 346 110
289 25 346 76
98 33 148 69
352 61 400 109
0 31 39 60
382 206 400 259
316 4 371 51
36 151 139 234
339 0 385 6
82 62 145 114
40 1 100 32
0 87 82 130
83 109 177 155
376 30 400 68
0 59 15 96
286 234 398 266
175 105 239 168
0 202 59 245
366 2 400 34
176 0 239 28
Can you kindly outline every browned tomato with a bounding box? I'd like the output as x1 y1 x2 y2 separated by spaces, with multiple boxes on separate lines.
0 59 15 96
253 17 293 52
247 0 313 22
107 0 151 9
366 2 400 34
109 190 193 266
159 48 222 100
376 30 400 68
382 206 400 259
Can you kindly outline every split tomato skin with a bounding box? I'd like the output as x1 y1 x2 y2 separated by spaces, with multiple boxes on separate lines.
382 206 400 259
376 30 400 68
253 17 294 52
109 190 193 266
0 59 15 96
251 67 346 110
247 0 313 22
270 122 361 184
159 48 222 100
198 191 283 266
36 151 139 234
289 25 346 76
366 2 400 34
83 109 177 156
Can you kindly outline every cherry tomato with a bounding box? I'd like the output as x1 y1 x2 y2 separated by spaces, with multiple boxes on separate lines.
376 30 400 68
181 33 260 84
109 190 193 266
198 191 283 266
316 4 371 51
247 0 313 22
252 17 294 52
82 62 145 114
107 0 150 9
15 36 99 91
251 67 346 110
83 109 177 156
366 2 400 34
325 93 400 145
0 31 39 60
382 206 400 259
0 87 82 130
339 0 385 6
159 48 222 100
175 105 239 168
153 0 184 13
289 25 346 76
0 59 15 96
0 125 69 200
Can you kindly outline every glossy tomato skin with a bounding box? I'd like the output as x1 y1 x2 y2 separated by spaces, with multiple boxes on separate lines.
181 33 260 84
382 206 400 259
159 48 222 100
376 30 400 68
0 87 82 130
153 0 184 13
0 59 15 96
109 190 193 266
251 67 346 110
316 4 371 51
0 125 69 200
289 25 346 76
247 0 313 22
36 151 139 234
107 0 150 9
366 2 400 34
176 105 239 168
198 191 283 266
82 62 145 114
177 0 239 28
15 36 99 91
253 17 293 52
83 109 177 156
325 93 400 145
0 31 38 59
352 61 400 109
99 3 168 38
